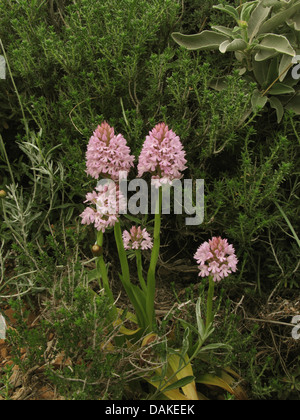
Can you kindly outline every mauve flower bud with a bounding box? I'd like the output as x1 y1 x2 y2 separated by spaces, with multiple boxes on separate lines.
92 244 103 256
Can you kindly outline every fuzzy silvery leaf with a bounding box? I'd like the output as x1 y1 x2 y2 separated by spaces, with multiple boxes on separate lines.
269 96 284 123
258 1 300 34
211 25 235 37
287 12 300 31
247 3 271 41
172 31 228 50
284 92 300 114
213 4 239 21
279 54 294 81
255 34 295 57
0 55 6 79
240 1 259 23
251 89 268 110
268 82 295 95
219 39 247 53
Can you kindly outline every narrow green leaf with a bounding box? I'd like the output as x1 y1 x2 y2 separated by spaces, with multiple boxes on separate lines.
274 201 300 248
161 376 195 393
196 298 205 339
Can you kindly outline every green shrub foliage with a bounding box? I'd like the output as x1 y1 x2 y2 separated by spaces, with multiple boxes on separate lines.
0 0 299 292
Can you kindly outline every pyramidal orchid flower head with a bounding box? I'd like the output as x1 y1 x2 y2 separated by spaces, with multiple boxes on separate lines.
80 181 126 233
194 237 238 283
122 226 153 251
86 121 135 181
137 123 187 188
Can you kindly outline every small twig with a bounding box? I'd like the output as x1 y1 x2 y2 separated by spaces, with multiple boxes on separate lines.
244 317 296 328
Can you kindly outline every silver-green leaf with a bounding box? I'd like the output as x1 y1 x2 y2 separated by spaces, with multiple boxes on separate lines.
171 31 229 51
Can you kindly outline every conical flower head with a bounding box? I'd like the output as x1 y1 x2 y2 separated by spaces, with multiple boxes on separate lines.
194 237 238 282
122 226 153 250
86 122 135 180
138 123 187 187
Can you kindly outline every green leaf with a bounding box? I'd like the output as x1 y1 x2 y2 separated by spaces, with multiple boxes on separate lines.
251 89 268 110
252 58 269 85
196 298 205 340
123 213 143 224
211 25 235 37
268 97 284 123
240 1 259 22
247 3 271 41
171 31 229 50
219 38 248 53
198 342 232 353
268 83 295 95
161 376 195 393
279 54 293 81
87 268 101 282
274 201 300 248
255 34 295 57
255 48 278 61
258 1 300 34
213 4 239 21
260 0 280 6
285 93 300 114
287 12 300 31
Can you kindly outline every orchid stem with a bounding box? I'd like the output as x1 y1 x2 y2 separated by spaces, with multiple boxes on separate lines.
146 187 162 330
135 250 147 293
96 231 117 317
206 275 215 328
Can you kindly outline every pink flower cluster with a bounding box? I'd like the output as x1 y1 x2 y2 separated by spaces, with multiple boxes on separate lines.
86 122 134 180
137 123 187 187
80 182 126 232
122 226 153 250
194 237 238 282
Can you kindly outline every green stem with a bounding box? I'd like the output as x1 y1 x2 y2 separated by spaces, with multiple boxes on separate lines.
135 250 147 293
96 231 117 317
114 221 131 286
114 221 147 329
146 187 162 330
206 276 215 328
